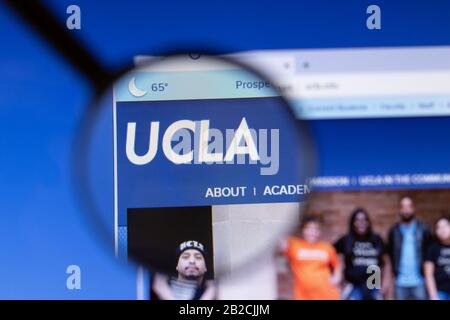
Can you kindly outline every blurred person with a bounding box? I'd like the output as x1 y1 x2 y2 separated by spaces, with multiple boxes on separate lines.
151 240 216 300
334 208 389 300
284 215 341 300
424 216 450 300
387 196 432 300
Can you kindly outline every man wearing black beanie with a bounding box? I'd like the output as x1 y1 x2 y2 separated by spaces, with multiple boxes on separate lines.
151 240 216 300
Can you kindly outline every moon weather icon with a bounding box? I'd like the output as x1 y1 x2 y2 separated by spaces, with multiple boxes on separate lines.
128 77 148 97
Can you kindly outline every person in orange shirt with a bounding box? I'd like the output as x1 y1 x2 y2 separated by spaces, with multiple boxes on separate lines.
284 215 342 300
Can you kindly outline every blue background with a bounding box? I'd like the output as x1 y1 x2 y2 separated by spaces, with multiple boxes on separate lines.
1 0 450 298
312 117 450 181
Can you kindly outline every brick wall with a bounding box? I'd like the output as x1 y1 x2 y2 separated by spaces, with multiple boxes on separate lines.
277 189 450 299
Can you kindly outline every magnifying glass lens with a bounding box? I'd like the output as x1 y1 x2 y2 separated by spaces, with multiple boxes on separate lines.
77 54 316 283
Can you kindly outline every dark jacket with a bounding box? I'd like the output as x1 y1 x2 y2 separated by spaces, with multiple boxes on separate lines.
387 220 432 277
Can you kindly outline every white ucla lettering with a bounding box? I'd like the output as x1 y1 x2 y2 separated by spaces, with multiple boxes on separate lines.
162 120 195 164
126 122 159 165
124 117 279 175
198 120 223 163
224 117 260 162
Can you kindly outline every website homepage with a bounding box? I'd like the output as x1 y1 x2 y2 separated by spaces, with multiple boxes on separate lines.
242 46 450 300
115 47 450 300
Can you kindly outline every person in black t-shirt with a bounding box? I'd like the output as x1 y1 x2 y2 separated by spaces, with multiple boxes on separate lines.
151 240 216 300
334 208 389 300
424 216 450 300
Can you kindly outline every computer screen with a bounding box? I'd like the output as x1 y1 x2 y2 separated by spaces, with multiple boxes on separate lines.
2 1 450 302
115 47 450 299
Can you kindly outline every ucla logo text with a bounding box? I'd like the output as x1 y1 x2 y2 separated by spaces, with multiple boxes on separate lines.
125 117 280 175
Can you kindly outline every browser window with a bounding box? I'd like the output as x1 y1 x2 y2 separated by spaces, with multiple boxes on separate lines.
118 47 450 300
240 46 450 300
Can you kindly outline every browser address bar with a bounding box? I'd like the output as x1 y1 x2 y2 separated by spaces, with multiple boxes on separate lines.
293 70 450 98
